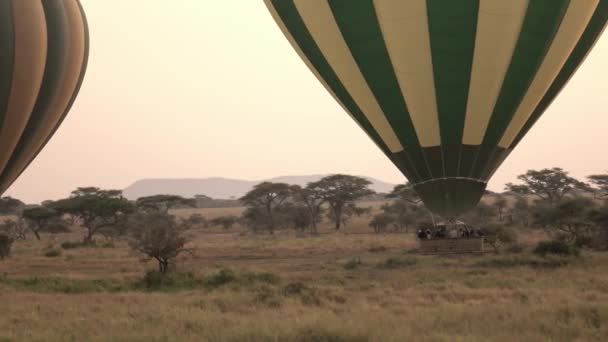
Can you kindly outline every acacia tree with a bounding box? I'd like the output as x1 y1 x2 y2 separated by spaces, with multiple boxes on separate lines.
309 175 374 230
532 197 597 245
136 195 196 213
0 196 25 215
0 218 27 240
509 196 531 227
129 212 190 273
588 173 608 199
240 182 291 234
51 187 134 244
493 195 508 222
387 183 421 205
505 168 589 203
290 184 325 235
21 206 60 240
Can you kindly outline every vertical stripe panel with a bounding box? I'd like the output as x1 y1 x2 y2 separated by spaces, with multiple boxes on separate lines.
471 0 571 179
266 0 420 181
293 0 404 154
426 0 479 177
0 0 47 173
328 0 432 180
498 0 600 147
373 0 441 148
463 0 528 146
510 1 608 149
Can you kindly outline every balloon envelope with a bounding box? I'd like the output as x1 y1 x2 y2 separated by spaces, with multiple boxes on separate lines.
266 0 607 217
0 0 89 195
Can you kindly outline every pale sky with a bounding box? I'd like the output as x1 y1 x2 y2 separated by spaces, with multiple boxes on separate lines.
5 0 608 203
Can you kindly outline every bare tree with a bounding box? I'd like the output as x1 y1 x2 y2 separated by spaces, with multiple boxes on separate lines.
129 212 191 273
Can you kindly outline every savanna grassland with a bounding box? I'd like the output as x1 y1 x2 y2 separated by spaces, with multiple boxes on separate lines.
1 203 608 342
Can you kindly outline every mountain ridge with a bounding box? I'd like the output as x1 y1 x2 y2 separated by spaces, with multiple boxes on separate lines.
123 175 398 200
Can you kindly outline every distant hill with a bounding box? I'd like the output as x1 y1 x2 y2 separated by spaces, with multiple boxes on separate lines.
123 175 397 200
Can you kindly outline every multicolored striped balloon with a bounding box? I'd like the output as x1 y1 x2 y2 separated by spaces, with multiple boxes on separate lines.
0 0 89 194
266 0 607 217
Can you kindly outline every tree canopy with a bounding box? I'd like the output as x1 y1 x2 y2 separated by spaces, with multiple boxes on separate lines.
505 168 589 203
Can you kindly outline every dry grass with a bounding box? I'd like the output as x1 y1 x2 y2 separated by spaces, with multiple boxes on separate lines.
1 205 608 341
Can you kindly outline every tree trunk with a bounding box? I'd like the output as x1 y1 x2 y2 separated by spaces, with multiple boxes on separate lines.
33 230 41 240
334 208 342 230
159 259 169 273
83 228 95 245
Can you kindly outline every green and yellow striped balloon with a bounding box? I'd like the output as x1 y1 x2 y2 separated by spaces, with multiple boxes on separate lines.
266 0 607 217
0 0 89 194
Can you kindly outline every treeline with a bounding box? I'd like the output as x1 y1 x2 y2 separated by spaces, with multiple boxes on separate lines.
0 168 607 269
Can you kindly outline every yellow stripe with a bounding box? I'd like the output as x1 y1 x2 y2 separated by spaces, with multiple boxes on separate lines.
0 1 48 173
4 0 87 183
293 0 404 153
499 0 599 147
463 0 529 146
374 0 441 148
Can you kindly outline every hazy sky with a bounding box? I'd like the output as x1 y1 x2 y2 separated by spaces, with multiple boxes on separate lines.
5 0 608 203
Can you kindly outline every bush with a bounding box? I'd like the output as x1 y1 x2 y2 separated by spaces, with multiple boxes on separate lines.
476 256 571 269
61 241 85 250
506 243 525 254
534 240 580 257
140 270 200 290
343 257 363 270
368 245 387 253
282 282 320 306
380 257 417 269
241 271 281 285
44 249 62 258
203 268 237 289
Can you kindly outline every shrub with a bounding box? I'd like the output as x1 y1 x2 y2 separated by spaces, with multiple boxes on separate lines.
282 282 321 306
506 243 525 254
140 270 199 290
476 256 571 269
380 257 417 269
44 249 62 258
241 271 281 285
368 245 387 253
203 268 237 289
343 257 363 270
61 241 85 250
534 240 580 257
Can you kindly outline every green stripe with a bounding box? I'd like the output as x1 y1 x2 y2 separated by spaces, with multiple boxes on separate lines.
426 0 479 177
510 1 608 149
0 0 14 136
471 0 571 179
0 0 69 183
1 0 91 192
328 0 433 181
270 0 422 182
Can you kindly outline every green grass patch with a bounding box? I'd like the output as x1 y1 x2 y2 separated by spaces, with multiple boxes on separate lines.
475 255 572 269
0 276 129 293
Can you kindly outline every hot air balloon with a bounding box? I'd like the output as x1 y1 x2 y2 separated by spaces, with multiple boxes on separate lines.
265 0 607 217
0 0 89 194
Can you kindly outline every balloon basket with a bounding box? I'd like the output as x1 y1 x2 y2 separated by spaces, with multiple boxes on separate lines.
418 237 484 255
